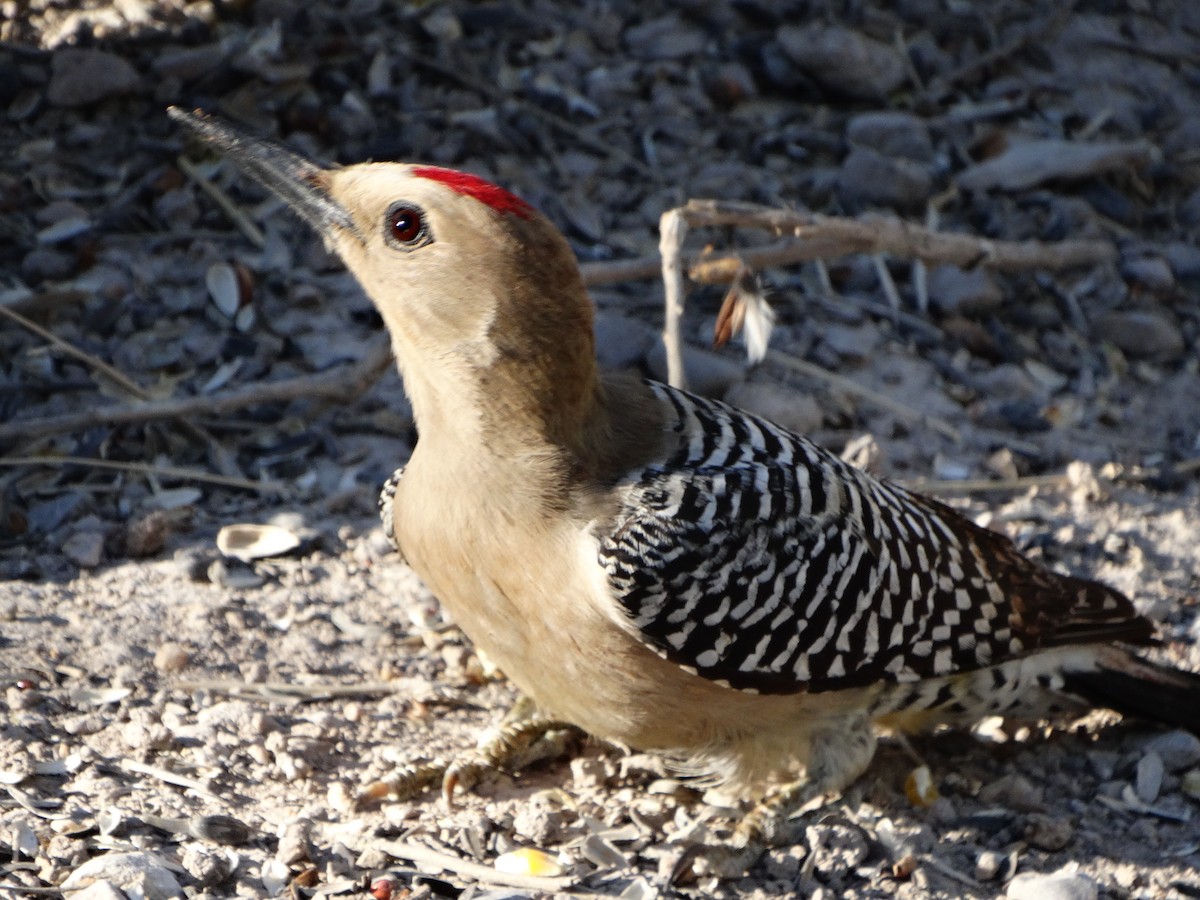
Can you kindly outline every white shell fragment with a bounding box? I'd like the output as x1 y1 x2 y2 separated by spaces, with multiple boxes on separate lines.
205 262 241 319
61 850 184 900
216 524 302 562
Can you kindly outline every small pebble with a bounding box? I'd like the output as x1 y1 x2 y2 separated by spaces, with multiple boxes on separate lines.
1181 769 1200 800
1007 869 1097 900
62 530 105 568
1024 813 1073 852
975 850 1002 881
927 265 1004 315
1144 730 1200 771
846 110 933 161
1135 750 1164 803
778 24 907 99
724 381 823 434
1093 311 1185 361
838 146 933 210
153 641 190 673
47 48 139 107
1119 255 1175 292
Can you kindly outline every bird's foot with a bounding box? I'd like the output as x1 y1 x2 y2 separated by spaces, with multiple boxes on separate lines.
440 713 582 803
357 697 582 808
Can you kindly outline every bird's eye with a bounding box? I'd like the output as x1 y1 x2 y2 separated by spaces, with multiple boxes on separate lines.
385 203 430 249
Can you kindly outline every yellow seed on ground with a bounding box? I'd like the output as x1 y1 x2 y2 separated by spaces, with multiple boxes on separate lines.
904 764 939 807
494 847 565 878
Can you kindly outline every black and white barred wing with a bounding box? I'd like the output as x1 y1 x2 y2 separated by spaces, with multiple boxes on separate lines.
596 383 1148 696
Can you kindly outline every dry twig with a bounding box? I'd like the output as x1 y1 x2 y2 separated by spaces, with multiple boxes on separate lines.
765 350 961 443
176 154 266 248
658 209 689 389
0 456 283 493
581 205 1115 288
0 304 150 403
0 340 393 444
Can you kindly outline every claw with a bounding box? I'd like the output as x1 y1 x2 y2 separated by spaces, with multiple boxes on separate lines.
357 758 447 808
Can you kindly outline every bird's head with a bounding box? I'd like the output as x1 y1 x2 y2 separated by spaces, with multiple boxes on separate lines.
171 108 599 447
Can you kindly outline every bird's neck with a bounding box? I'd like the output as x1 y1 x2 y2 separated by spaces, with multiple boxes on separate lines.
395 322 606 474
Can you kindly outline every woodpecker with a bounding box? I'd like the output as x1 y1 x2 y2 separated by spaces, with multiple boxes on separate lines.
172 108 1200 864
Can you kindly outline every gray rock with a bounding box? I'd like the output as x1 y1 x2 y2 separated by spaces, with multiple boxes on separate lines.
646 342 743 398
1024 814 1073 851
976 363 1040 401
1092 311 1185 361
838 146 932 210
821 320 882 360
778 25 907 99
1120 255 1175 292
624 14 706 60
724 381 823 434
63 530 105 569
846 111 934 162
22 247 75 282
1179 187 1200 227
1136 750 1164 803
1143 730 1200 772
978 773 1044 812
1007 870 1097 900
48 49 139 107
594 311 655 370
927 265 1004 315
152 42 228 81
1164 242 1200 280
27 494 86 533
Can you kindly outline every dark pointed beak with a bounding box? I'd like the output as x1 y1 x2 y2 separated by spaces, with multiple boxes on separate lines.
168 107 356 237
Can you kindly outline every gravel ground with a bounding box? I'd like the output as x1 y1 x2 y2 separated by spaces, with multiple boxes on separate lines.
2 1 1200 898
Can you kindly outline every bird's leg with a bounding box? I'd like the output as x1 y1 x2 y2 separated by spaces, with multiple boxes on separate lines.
686 714 878 880
359 696 583 807
441 696 582 803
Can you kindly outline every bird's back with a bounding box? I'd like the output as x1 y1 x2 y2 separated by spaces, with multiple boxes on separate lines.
596 380 1153 698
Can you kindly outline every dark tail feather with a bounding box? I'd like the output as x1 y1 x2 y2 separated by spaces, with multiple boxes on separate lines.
1063 648 1200 734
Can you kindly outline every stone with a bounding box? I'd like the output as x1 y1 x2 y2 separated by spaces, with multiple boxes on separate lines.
1179 187 1200 227
1007 869 1097 900
1092 311 1185 361
646 342 744 398
63 530 105 568
48 49 139 107
624 14 706 61
22 247 75 282
1135 751 1164 803
1024 814 1073 851
1120 255 1175 292
778 24 907 99
926 265 1004 315
153 642 190 673
1143 730 1200 772
1164 242 1200 280
724 381 823 434
594 311 655 369
152 42 227 81
838 146 932 210
61 851 183 899
846 111 934 161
